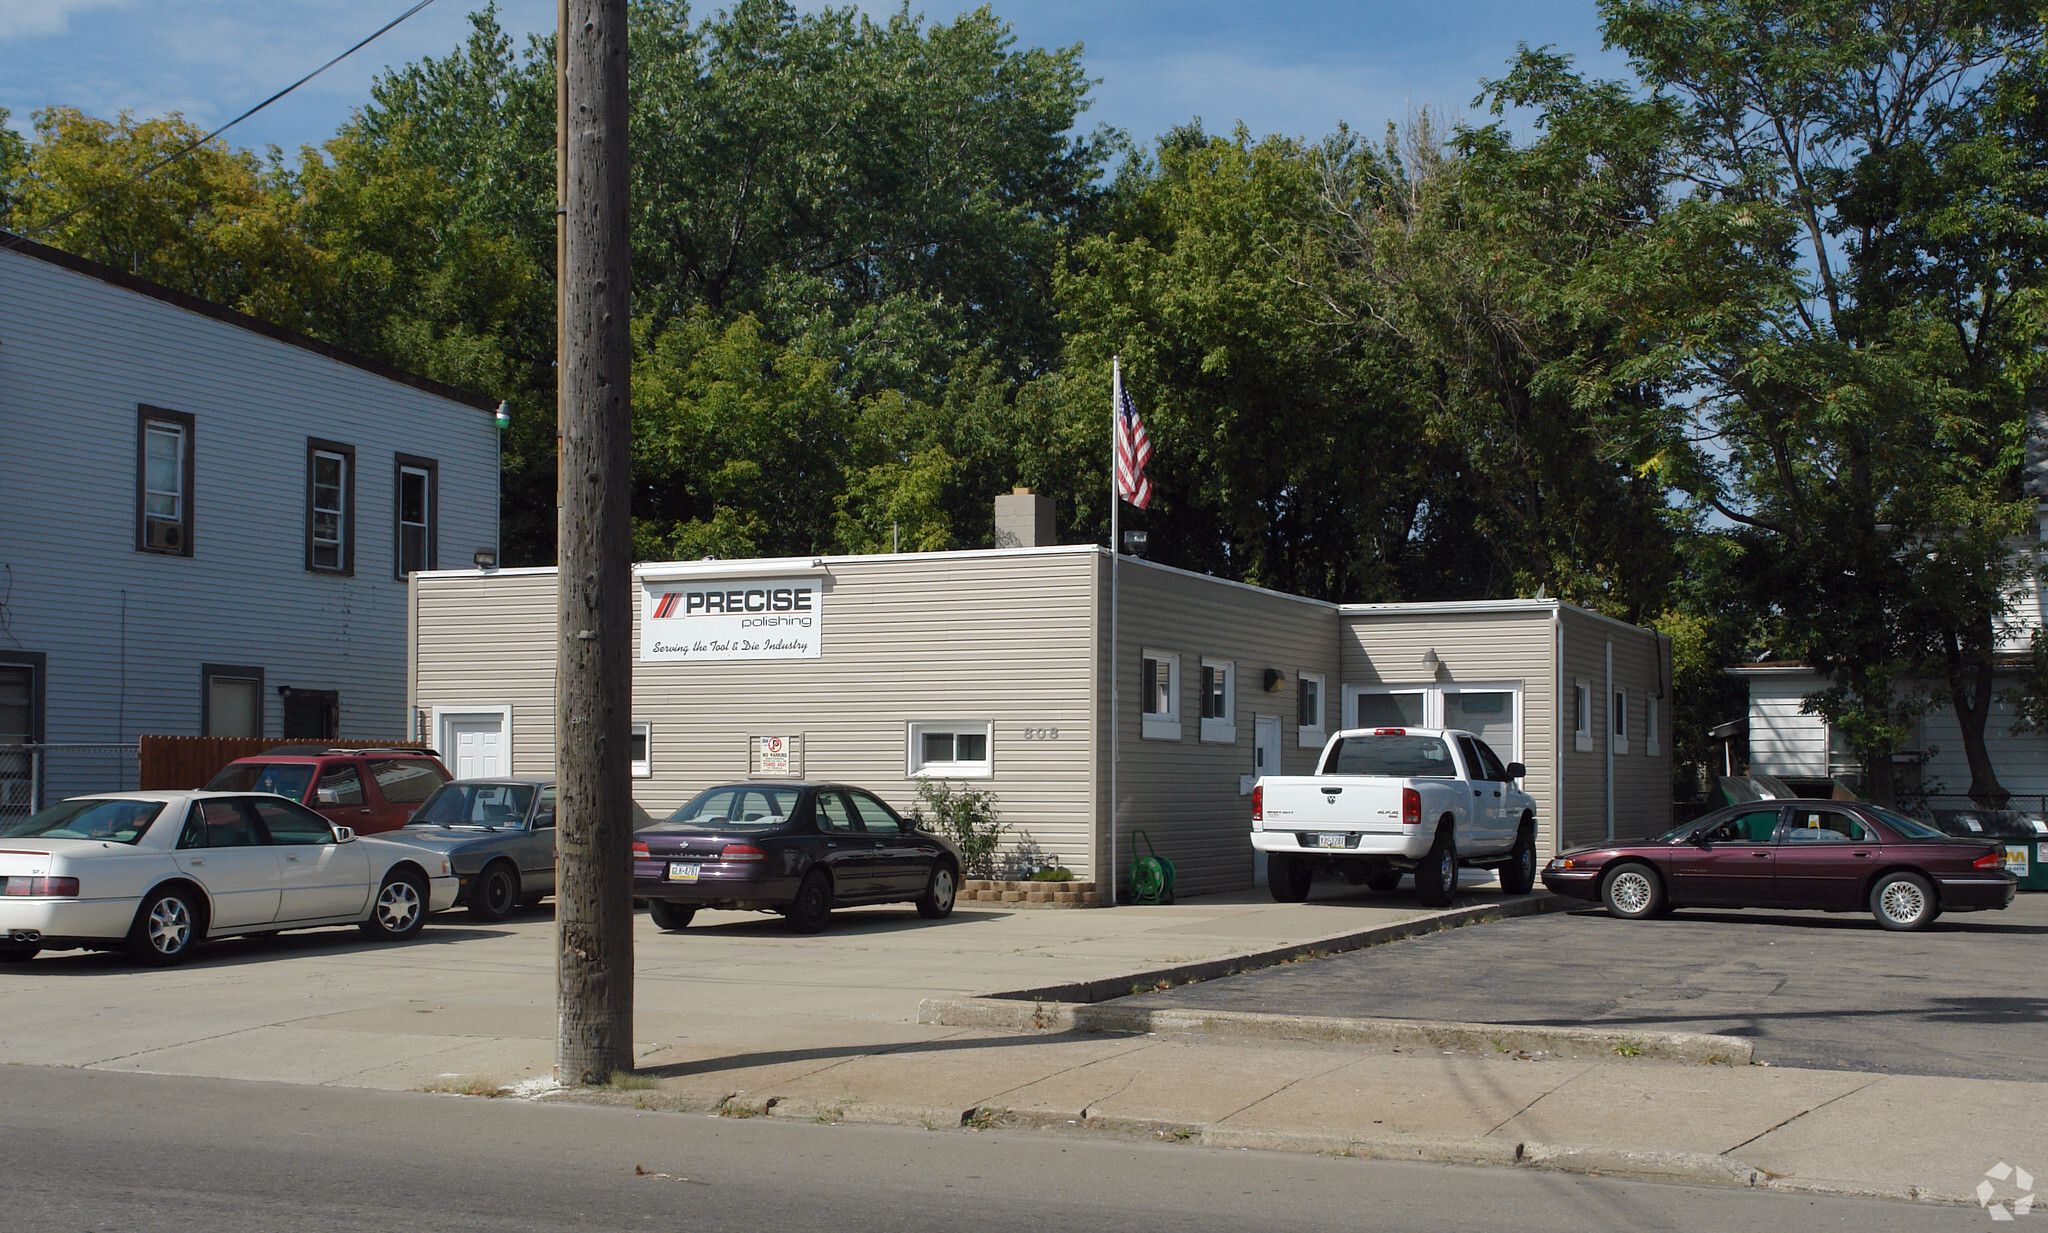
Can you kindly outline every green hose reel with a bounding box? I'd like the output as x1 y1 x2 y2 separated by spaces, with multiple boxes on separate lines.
1128 829 1176 905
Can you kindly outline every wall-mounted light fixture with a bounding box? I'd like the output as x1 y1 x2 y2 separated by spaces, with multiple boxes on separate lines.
1263 668 1284 692
493 401 512 431
1121 530 1149 557
1422 648 1440 671
473 549 499 571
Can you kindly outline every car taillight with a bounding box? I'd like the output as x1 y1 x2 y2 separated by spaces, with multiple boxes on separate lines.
1251 785 1263 824
1401 788 1422 826
1974 851 2004 869
1375 728 1407 736
3 876 79 897
632 841 650 858
719 844 767 862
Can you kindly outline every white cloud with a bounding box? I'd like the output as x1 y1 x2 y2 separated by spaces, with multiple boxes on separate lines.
0 0 137 40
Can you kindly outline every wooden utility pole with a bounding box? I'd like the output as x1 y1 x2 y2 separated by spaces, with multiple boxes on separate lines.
555 0 634 1086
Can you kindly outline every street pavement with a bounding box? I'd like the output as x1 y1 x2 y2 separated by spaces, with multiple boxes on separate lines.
0 1065 1991 1233
1124 893 2048 1080
2 879 2044 1210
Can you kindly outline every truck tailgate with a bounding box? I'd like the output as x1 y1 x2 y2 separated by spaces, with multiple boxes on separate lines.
1260 781 1408 834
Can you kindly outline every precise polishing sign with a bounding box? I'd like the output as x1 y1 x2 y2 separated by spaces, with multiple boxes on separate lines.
641 578 822 661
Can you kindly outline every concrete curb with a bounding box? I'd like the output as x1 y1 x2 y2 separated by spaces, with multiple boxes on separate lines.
977 893 1573 1007
917 996 1753 1065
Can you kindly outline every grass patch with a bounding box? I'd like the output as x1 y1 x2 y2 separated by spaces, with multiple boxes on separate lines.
1612 1039 1645 1058
603 1070 661 1091
420 1074 510 1097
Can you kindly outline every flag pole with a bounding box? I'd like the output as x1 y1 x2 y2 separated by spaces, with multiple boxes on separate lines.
1108 356 1121 907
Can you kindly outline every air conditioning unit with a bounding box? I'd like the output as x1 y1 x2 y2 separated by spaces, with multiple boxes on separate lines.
145 517 184 552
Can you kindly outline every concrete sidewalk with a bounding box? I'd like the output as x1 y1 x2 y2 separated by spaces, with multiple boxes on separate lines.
2 881 2039 1209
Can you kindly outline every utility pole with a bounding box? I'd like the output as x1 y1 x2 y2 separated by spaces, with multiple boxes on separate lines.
555 0 634 1086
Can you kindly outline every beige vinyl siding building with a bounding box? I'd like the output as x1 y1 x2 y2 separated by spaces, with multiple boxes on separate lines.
412 544 1671 898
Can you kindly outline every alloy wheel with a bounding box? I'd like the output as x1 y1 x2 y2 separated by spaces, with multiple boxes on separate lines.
1879 879 1926 925
147 896 192 955
931 867 955 912
377 880 422 932
1609 870 1653 916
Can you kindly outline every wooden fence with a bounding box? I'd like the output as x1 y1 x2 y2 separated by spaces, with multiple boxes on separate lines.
138 735 428 790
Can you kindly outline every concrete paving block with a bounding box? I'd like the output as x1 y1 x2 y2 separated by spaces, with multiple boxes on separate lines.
1489 1060 1874 1156
1214 1051 1586 1141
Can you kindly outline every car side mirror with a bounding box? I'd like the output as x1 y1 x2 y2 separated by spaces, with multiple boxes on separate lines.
533 810 555 829
1689 827 1709 846
333 825 357 844
1505 762 1525 781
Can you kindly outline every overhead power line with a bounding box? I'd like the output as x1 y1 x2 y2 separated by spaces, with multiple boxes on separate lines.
3 0 442 248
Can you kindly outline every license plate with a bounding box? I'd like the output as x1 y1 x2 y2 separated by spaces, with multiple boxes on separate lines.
666 862 700 883
1314 833 1348 849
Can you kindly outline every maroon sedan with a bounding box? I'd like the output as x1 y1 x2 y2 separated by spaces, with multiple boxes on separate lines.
1542 800 2017 930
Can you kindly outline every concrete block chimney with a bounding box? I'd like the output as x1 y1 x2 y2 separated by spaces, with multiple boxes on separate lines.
993 487 1057 548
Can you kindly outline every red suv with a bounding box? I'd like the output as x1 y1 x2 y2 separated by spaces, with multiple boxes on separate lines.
203 746 453 835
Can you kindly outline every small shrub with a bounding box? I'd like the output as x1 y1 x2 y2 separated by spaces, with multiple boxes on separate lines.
910 780 1006 879
1029 866 1074 882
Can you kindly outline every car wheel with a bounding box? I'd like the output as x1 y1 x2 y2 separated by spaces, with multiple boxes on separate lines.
1363 862 1402 892
1267 852 1312 902
1414 827 1459 908
787 870 833 934
0 941 41 963
1498 826 1538 896
648 899 696 931
916 862 958 919
359 869 429 940
1870 871 1937 931
128 886 201 966
468 862 520 922
1600 863 1665 920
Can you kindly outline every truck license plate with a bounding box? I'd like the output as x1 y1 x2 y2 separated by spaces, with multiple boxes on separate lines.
667 862 700 882
1314 833 1347 849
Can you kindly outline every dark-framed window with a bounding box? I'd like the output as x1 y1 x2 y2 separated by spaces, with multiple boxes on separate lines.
281 687 339 739
136 405 196 556
305 438 356 574
0 652 45 814
393 453 439 578
200 663 265 738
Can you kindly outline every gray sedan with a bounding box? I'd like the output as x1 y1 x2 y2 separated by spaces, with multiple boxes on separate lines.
391 779 557 921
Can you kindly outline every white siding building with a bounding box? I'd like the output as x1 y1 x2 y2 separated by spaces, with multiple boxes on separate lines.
0 232 501 802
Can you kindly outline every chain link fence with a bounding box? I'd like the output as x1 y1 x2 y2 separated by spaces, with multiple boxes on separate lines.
0 744 140 822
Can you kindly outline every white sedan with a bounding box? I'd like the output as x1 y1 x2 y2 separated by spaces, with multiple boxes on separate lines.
0 791 459 965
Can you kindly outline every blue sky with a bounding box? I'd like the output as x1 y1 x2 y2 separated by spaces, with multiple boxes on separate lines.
1 0 1631 156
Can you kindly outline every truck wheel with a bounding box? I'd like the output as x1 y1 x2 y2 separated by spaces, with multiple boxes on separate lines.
1268 853 1312 903
1498 825 1537 895
1414 828 1458 908
1363 863 1402 892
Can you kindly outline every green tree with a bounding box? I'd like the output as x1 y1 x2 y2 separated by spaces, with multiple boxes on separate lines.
1591 0 2047 804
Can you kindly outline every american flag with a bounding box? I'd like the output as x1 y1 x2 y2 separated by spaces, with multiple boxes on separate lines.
1113 369 1153 509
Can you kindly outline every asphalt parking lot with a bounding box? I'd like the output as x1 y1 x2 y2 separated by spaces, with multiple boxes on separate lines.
1123 892 2048 1082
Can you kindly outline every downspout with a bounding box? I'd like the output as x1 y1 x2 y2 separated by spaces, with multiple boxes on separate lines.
1552 603 1563 857
1605 638 1614 842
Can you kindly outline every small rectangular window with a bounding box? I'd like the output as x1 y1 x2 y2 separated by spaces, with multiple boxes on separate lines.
1612 689 1630 756
394 454 438 578
136 406 195 556
1646 694 1661 757
1140 649 1181 740
305 438 356 575
1296 673 1325 748
908 722 993 777
631 722 652 778
1574 681 1594 752
201 663 264 738
1199 658 1236 743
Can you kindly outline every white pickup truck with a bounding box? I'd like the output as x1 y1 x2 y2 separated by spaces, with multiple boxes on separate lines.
1251 727 1539 906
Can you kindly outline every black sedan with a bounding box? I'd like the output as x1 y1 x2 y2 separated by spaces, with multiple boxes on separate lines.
390 778 557 921
1542 799 2017 930
632 783 961 933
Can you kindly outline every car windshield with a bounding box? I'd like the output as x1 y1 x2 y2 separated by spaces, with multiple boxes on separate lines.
664 785 801 830
204 762 315 800
1865 805 1955 841
3 798 165 844
1321 734 1458 778
1650 818 1712 843
413 782 536 827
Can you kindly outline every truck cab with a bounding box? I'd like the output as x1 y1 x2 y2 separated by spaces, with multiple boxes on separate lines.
1250 727 1538 906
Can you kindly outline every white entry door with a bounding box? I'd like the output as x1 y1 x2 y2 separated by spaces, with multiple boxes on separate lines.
438 711 509 779
1252 713 1282 887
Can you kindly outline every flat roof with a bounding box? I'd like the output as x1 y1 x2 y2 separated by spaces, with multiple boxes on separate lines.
1 230 498 412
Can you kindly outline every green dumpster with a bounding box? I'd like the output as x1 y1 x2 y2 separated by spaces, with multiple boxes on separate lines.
1928 809 2048 891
